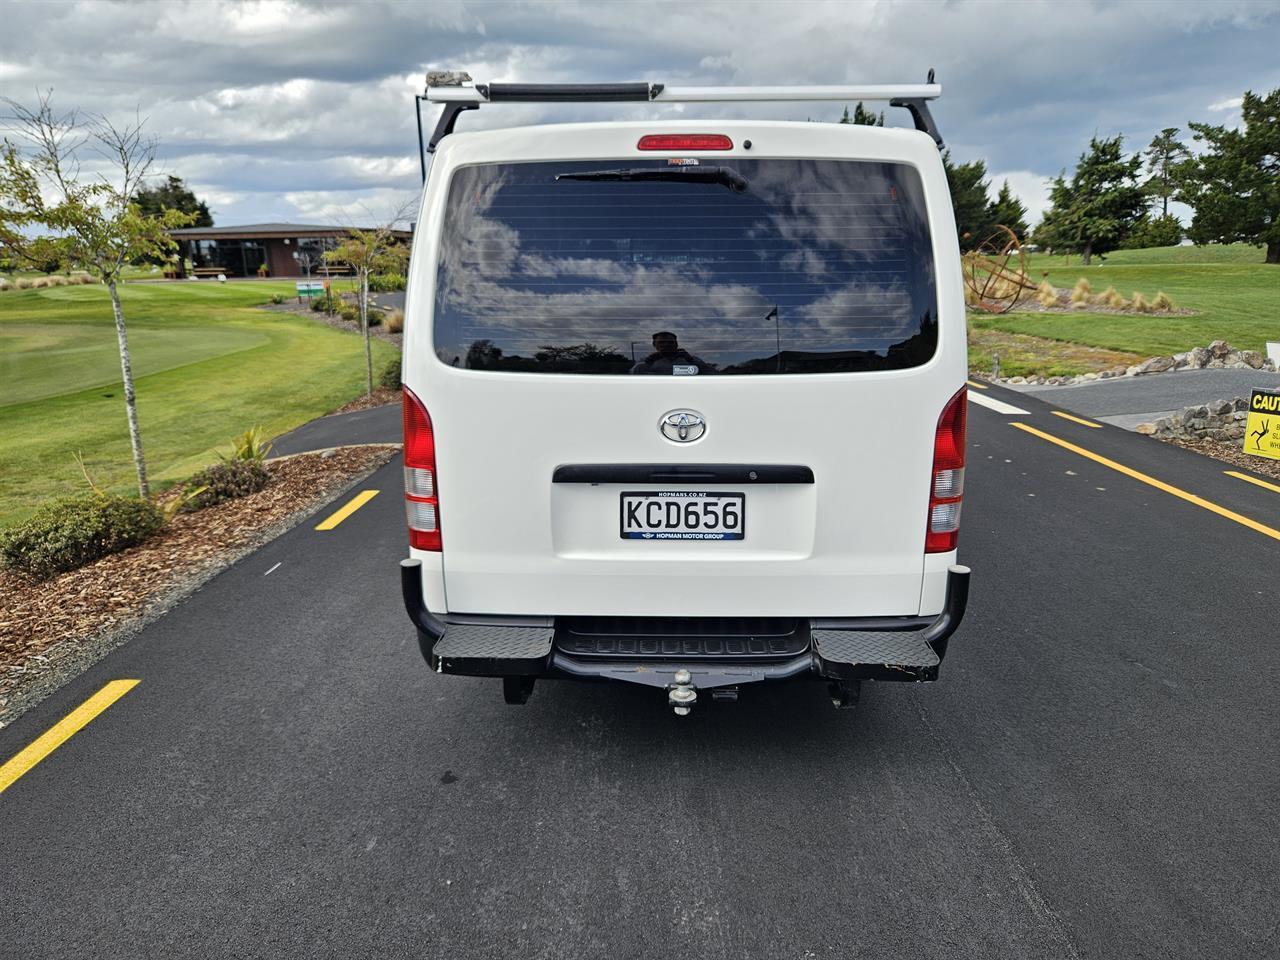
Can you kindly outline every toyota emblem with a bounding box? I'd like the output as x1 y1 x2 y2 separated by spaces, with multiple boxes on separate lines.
660 410 706 443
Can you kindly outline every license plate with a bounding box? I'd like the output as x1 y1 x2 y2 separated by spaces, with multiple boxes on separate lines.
619 491 745 540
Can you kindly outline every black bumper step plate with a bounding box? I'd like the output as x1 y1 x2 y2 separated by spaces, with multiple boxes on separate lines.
812 628 939 669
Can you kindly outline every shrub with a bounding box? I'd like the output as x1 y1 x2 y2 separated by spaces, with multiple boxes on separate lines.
74 273 95 284
1036 281 1057 308
1152 291 1176 311
32 277 53 288
378 356 402 390
385 309 404 333
1072 278 1092 295
1094 285 1127 309
339 304 359 322
366 307 384 327
223 426 273 462
181 460 269 511
269 293 287 305
1130 292 1152 313
15 277 34 289
369 272 406 292
0 494 164 579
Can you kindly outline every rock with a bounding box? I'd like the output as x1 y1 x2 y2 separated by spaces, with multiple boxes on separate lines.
1187 346 1210 368
1209 429 1233 441
1234 397 1250 411
1207 359 1225 369
1082 372 1099 381
1126 365 1143 377
1190 418 1208 430
1264 359 1277 372
1182 405 1208 423
1231 410 1248 421
1208 339 1232 358
1108 365 1129 378
1136 422 1157 435
1154 417 1172 432
1239 351 1263 368
320 449 336 459
1137 355 1175 375
1008 376 1026 385
1208 399 1233 416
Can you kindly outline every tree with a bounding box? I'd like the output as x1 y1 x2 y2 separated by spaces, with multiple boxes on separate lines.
986 180 1029 241
1036 135 1146 265
1119 213 1183 250
324 211 411 396
1142 127 1190 217
942 151 993 250
839 102 884 126
1178 89 1280 264
1 92 192 498
136 175 212 227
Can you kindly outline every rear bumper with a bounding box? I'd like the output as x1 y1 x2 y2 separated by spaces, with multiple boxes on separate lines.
401 560 970 686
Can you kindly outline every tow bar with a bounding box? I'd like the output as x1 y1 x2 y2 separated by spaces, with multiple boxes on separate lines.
668 668 697 716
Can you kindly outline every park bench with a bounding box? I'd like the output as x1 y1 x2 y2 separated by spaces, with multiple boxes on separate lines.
192 266 224 278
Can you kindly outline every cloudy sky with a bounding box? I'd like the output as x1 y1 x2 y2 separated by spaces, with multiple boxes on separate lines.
2 0 1277 227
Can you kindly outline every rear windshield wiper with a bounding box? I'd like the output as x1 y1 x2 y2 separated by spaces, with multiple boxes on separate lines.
555 166 749 193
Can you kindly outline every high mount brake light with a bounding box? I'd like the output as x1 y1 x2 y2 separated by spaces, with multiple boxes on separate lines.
403 387 441 551
926 387 967 553
637 134 733 151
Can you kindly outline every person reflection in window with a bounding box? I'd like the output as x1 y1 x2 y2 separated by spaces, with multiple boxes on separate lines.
630 331 713 375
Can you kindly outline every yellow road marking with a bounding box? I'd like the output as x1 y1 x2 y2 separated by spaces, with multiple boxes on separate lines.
1051 410 1103 429
315 490 379 530
1225 470 1280 495
1010 423 1280 542
0 680 139 795
966 379 989 390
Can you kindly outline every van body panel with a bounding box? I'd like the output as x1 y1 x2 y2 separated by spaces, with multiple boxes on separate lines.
404 121 965 619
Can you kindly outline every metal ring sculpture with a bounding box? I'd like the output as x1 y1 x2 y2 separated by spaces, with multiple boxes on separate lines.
962 225 1038 314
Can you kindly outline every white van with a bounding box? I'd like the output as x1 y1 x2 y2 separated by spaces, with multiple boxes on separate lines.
400 78 970 714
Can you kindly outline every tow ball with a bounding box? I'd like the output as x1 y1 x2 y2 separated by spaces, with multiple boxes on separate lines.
668 669 697 716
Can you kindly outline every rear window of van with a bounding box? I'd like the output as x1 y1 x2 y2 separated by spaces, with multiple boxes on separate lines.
432 158 937 375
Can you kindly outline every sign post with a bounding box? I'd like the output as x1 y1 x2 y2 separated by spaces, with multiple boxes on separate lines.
296 280 324 303
1244 389 1280 461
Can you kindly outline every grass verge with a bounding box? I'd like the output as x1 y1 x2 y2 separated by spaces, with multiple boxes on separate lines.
0 281 397 527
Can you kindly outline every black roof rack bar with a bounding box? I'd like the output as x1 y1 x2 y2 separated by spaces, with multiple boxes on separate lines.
480 82 658 103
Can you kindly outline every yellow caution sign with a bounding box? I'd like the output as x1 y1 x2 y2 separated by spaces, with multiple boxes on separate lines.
1245 389 1280 461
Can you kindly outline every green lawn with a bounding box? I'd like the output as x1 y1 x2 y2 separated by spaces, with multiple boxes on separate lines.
0 281 398 528
971 244 1279 376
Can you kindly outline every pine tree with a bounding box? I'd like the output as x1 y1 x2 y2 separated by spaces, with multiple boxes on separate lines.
839 102 884 126
986 180 1029 241
1142 128 1190 217
942 151 993 250
1036 135 1146 264
1178 89 1280 264
135 175 213 227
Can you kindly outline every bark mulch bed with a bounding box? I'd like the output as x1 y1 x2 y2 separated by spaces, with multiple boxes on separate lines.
1165 437 1280 484
0 444 399 728
334 387 400 414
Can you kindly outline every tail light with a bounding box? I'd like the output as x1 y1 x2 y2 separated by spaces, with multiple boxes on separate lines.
403 387 440 551
637 134 733 151
926 386 967 553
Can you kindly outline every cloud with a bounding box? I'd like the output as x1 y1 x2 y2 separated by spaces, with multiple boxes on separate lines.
2 0 1278 229
1208 96 1244 112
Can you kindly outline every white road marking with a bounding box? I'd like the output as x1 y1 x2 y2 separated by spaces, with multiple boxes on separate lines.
264 562 282 576
969 392 1031 416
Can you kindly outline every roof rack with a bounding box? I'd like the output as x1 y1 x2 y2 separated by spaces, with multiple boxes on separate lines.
413 71 943 178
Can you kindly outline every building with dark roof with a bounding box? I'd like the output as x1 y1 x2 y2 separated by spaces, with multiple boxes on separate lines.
167 222 412 278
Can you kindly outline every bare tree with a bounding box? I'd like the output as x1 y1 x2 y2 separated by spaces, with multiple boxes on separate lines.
0 91 191 498
324 201 413 396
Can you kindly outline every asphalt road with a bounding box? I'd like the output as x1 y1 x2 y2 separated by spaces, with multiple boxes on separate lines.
3 385 1279 960
1013 368 1276 430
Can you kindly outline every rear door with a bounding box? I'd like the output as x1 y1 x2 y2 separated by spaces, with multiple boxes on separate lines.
407 123 964 618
